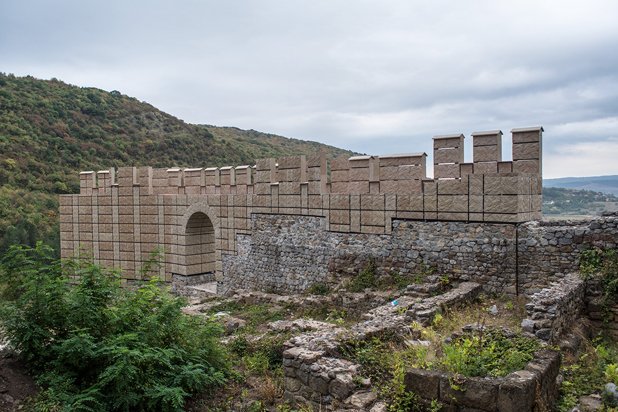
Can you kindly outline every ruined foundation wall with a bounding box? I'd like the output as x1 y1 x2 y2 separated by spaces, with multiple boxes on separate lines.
222 213 618 296
221 214 516 295
518 215 618 292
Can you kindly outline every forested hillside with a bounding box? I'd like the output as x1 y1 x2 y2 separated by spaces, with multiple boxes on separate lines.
0 74 353 252
542 187 618 216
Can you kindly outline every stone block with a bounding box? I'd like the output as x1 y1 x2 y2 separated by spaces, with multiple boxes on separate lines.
473 161 498 174
484 176 519 195
330 223 350 233
423 195 438 211
423 180 437 195
278 168 302 183
254 170 273 184
404 369 441 400
438 179 468 195
474 144 501 162
484 195 518 213
331 170 349 183
460 163 474 176
513 142 541 161
360 195 384 210
396 210 423 219
434 147 464 164
330 182 348 193
349 155 372 168
330 194 350 209
277 155 305 170
307 153 327 168
469 195 483 213
279 182 301 195
472 130 502 147
361 225 385 234
437 211 467 221
469 212 483 221
279 195 301 208
438 195 468 213
349 167 369 182
434 163 460 179
256 158 276 171
531 194 542 212
433 134 464 149
361 210 385 226
513 159 540 175
308 195 322 210
254 182 271 195
484 213 518 223
467 175 485 195
330 156 350 171
378 153 426 167
379 180 421 194
330 210 350 225
439 375 499 411
512 127 542 144
397 194 423 211
346 181 370 194
380 165 424 181
498 161 513 173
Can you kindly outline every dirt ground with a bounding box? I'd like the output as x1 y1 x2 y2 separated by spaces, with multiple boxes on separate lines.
0 350 38 411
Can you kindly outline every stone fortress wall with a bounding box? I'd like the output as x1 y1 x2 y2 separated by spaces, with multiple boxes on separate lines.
60 127 546 291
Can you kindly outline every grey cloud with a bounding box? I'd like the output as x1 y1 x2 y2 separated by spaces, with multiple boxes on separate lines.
1 0 618 177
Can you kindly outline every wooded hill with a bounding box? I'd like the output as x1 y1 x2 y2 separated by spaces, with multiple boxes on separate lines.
0 74 353 252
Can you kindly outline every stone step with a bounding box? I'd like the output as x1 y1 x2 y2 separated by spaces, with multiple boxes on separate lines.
177 281 218 301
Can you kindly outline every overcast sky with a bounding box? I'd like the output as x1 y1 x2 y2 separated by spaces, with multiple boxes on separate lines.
2 0 617 178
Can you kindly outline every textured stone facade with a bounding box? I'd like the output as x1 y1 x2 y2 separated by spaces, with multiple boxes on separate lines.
222 213 618 296
59 127 543 286
221 214 516 295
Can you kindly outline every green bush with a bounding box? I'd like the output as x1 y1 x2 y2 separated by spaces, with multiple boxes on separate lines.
0 243 229 411
440 329 540 377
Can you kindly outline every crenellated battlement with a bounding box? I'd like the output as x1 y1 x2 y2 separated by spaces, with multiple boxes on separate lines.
62 126 543 285
79 127 542 196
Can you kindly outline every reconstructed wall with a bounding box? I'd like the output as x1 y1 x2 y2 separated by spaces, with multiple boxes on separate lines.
59 127 543 287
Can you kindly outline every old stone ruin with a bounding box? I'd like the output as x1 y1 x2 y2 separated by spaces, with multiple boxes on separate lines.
59 126 618 411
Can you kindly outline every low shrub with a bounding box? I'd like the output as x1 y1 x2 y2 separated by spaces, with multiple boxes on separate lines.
579 248 618 326
307 282 330 295
440 329 540 377
0 243 229 411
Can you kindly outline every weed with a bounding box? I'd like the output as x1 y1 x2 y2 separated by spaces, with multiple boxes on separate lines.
579 247 618 327
440 329 540 377
340 336 426 411
347 259 378 292
307 282 331 295
558 338 618 411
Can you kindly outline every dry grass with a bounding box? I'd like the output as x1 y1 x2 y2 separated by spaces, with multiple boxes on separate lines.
432 294 528 336
251 374 284 405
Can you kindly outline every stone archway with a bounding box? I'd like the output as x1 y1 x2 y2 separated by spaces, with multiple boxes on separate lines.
183 211 215 276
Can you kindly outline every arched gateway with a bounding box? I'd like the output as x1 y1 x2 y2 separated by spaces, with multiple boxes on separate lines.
182 212 215 276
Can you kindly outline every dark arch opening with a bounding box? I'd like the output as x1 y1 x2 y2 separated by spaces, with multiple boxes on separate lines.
183 212 215 276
